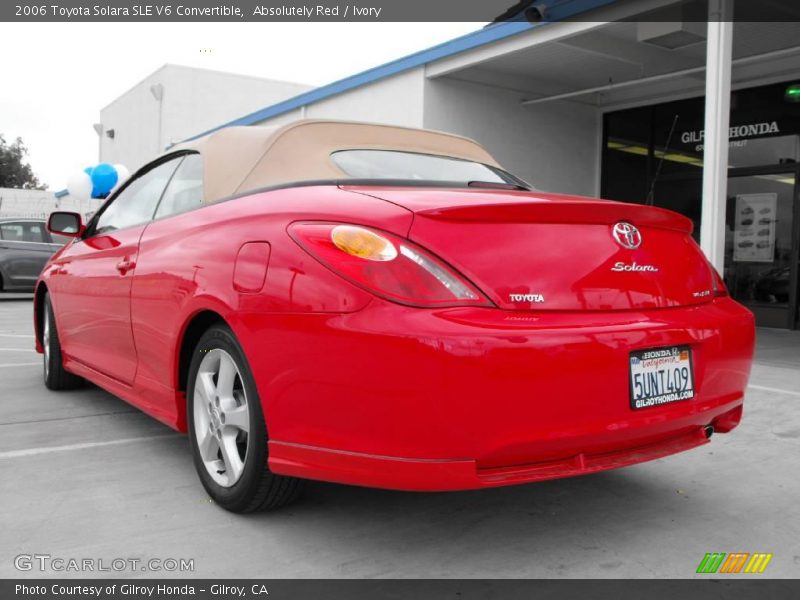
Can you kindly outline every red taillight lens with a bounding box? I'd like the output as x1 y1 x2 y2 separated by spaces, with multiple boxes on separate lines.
289 222 493 308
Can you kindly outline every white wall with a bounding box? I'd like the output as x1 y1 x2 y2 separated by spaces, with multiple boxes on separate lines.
0 188 99 219
252 69 426 130
303 69 426 127
423 77 601 197
99 65 312 172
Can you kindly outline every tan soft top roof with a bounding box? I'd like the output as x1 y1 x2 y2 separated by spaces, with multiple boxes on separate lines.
169 119 501 203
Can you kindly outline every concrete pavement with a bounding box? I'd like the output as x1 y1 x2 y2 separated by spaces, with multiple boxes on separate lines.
1 297 798 578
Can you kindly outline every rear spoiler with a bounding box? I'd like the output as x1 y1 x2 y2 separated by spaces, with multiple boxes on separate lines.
416 201 694 234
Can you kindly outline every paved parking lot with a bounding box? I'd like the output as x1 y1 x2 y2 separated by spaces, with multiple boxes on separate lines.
1 296 798 578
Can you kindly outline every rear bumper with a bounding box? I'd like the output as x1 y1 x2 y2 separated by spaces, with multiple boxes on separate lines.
269 426 722 491
234 297 755 491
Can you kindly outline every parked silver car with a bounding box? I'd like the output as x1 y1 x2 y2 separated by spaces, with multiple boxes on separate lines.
0 218 68 292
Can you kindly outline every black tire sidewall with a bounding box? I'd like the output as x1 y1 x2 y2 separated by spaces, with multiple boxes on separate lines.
187 324 269 510
43 294 61 387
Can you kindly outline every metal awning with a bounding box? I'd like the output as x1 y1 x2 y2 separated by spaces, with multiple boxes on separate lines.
428 19 800 109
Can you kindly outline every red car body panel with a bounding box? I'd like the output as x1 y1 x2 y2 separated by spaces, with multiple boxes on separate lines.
46 225 144 385
250 297 751 490
35 184 755 491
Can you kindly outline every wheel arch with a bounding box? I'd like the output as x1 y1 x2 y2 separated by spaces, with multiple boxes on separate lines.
175 309 228 429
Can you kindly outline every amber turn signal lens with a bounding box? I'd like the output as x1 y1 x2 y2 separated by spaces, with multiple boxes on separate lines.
331 225 398 261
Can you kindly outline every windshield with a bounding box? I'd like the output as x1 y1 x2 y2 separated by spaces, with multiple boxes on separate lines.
331 150 529 188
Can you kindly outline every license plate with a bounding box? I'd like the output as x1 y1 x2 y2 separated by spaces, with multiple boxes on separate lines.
629 345 695 410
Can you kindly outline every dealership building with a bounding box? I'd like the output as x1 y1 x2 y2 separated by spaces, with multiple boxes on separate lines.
98 64 311 171
98 0 800 329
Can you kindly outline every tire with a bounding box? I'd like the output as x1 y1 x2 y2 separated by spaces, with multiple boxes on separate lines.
187 324 303 512
42 293 84 390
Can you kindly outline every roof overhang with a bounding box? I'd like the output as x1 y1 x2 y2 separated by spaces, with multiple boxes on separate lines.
426 0 800 110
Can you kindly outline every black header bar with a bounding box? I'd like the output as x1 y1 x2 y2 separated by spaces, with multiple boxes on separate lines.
4 0 800 23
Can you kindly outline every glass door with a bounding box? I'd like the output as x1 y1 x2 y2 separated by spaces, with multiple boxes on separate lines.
724 169 798 329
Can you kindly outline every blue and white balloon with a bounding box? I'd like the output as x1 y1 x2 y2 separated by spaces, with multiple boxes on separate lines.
68 163 131 199
90 163 118 198
112 164 130 189
67 170 93 200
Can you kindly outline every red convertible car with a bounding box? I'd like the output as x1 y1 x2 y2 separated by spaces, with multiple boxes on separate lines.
36 120 754 512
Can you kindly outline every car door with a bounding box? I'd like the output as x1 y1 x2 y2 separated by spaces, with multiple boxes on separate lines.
0 221 54 290
50 157 183 385
131 153 204 388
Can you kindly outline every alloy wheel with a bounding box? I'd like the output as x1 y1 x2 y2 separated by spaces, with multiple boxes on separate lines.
192 348 250 487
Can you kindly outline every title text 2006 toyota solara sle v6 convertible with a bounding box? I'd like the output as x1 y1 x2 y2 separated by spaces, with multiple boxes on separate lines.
35 120 754 512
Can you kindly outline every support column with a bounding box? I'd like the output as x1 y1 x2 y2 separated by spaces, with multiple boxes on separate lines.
700 0 734 272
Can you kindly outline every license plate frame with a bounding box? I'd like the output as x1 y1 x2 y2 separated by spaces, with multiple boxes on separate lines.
629 345 695 410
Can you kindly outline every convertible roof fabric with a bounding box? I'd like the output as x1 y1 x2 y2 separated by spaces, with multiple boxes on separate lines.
169 119 501 203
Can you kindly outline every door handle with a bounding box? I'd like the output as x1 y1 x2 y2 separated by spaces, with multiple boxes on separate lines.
116 259 136 274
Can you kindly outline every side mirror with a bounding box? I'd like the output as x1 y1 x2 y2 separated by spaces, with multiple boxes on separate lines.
47 212 85 237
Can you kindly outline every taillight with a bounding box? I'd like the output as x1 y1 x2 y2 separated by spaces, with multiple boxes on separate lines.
711 266 728 297
289 222 493 308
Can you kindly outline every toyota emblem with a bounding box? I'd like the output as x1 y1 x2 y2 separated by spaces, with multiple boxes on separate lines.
612 222 642 249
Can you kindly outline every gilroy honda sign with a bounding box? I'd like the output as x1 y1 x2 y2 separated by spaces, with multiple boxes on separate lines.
681 121 781 150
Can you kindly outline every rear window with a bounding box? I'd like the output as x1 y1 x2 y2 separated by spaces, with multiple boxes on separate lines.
331 150 527 187
0 221 47 242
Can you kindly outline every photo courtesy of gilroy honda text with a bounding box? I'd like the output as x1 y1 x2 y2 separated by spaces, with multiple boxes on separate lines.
36 120 755 513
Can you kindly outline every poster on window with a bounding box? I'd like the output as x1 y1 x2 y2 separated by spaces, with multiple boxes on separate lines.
733 193 777 263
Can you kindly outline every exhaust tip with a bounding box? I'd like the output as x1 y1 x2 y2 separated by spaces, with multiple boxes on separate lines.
704 425 714 439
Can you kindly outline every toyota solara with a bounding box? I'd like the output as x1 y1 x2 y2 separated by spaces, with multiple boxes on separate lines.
35 120 755 512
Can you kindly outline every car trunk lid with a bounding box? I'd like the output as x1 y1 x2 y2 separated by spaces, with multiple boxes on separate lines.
342 186 715 311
